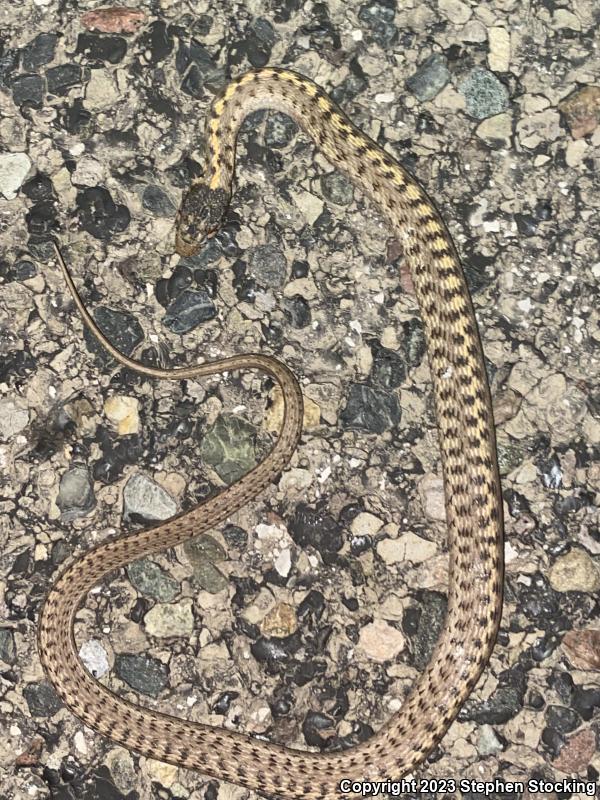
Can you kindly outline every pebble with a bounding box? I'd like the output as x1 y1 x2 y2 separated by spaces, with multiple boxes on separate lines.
23 682 63 717
127 559 179 602
76 186 130 240
418 474 446 521
46 63 84 95
104 395 140 435
476 113 512 150
122 473 178 522
199 414 258 484
0 629 16 664
21 32 57 70
357 619 405 662
552 727 596 773
81 7 146 34
105 748 137 795
438 0 471 24
248 242 288 287
340 383 400 433
11 73 44 109
114 653 168 697
260 603 297 637
56 465 96 521
79 639 109 678
488 26 510 72
163 288 217 334
562 629 600 670
405 54 450 102
0 398 29 439
0 153 32 200
142 184 175 216
549 548 600 593
377 532 437 565
144 598 194 638
349 512 384 537
476 724 504 756
458 67 510 119
558 85 600 139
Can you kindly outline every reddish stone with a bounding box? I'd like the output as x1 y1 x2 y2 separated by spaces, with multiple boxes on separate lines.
81 7 146 34
553 727 596 774
563 629 600 670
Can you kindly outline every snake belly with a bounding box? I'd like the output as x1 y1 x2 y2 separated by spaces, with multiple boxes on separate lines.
39 68 503 799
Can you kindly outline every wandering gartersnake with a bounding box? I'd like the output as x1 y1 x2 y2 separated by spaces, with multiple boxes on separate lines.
39 68 503 798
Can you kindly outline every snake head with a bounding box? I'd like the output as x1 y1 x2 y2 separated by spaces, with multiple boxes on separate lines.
175 184 230 257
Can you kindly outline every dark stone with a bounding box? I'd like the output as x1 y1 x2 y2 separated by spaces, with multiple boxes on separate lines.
0 48 19 89
265 111 297 148
357 0 397 46
21 33 58 71
370 341 406 389
222 524 248 549
545 704 580 733
248 242 288 287
0 629 16 664
288 503 343 555
401 318 426 367
46 63 83 95
83 306 144 363
76 186 130 240
166 264 193 300
23 682 63 717
114 653 168 697
163 288 217 334
571 686 600 721
251 634 301 665
282 295 311 328
139 21 173 65
12 73 45 109
76 33 127 65
515 212 539 237
22 173 55 202
297 589 325 622
340 383 401 433
406 53 450 102
58 98 93 136
460 666 527 724
142 184 175 216
302 710 335 748
25 200 60 239
403 590 447 670
212 691 239 714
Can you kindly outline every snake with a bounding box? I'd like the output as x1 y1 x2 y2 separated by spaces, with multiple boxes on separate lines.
39 68 504 798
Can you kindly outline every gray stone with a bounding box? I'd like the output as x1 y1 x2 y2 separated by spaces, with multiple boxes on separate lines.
127 559 179 602
123 473 177 522
57 465 96 521
200 414 259 484
459 67 510 120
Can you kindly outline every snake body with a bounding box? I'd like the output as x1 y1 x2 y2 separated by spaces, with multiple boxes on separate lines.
39 68 503 798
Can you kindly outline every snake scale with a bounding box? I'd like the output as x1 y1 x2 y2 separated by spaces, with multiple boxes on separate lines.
39 68 504 798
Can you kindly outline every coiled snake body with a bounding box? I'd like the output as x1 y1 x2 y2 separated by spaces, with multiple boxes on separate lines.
39 68 503 798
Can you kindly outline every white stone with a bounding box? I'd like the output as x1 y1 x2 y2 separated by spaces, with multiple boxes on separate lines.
488 26 510 72
144 599 194 637
350 512 384 537
79 639 110 678
439 0 471 24
0 152 31 200
0 399 29 440
104 395 140 435
378 532 437 565
357 619 405 662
